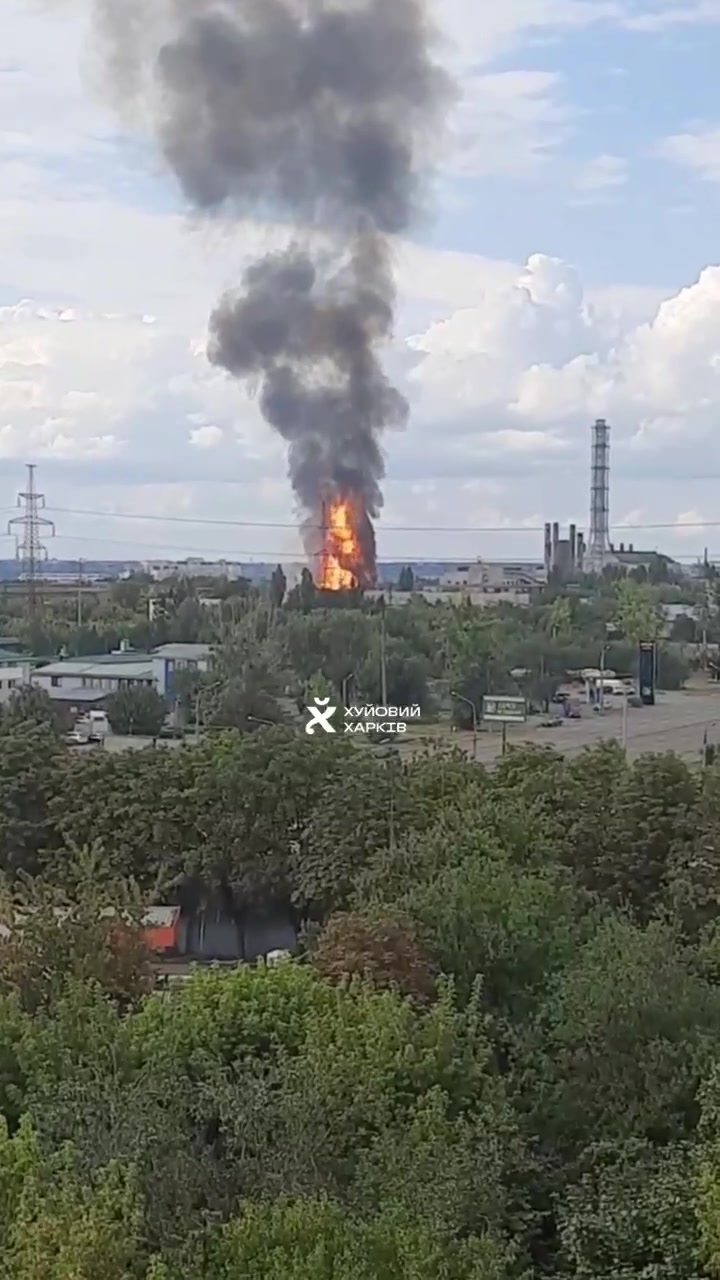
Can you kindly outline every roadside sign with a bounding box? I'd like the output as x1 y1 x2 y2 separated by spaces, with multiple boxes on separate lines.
482 695 527 724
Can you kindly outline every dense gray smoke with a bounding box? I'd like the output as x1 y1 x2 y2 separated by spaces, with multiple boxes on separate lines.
91 0 450 581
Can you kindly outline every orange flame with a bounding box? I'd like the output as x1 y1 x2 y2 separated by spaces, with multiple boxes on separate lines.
319 499 363 590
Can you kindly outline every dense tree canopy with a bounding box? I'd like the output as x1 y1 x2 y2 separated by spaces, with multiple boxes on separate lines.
0 560 719 1276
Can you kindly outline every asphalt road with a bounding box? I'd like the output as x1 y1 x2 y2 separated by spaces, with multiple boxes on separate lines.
92 689 720 767
399 689 720 767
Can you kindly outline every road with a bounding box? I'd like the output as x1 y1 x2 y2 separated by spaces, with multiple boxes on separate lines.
398 690 720 767
92 689 720 766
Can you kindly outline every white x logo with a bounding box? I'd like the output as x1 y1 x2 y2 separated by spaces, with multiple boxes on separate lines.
305 697 337 735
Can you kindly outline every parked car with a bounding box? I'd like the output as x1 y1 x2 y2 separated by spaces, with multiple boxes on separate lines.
65 729 101 747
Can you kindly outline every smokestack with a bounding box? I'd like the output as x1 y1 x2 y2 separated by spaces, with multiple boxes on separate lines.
588 418 610 572
544 522 552 575
569 522 577 569
87 0 452 586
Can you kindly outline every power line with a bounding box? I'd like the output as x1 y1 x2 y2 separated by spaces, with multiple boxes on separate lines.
2 531 712 564
42 505 720 536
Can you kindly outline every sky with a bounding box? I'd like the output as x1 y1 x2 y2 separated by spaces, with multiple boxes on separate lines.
2 0 720 565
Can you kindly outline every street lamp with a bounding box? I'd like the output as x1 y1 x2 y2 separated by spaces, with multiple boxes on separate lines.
598 622 617 711
450 690 478 759
246 715 276 730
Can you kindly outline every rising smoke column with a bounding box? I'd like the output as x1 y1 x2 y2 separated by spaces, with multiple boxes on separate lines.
91 0 451 580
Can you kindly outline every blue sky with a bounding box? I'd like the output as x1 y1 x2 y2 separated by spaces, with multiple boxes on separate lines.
2 0 720 565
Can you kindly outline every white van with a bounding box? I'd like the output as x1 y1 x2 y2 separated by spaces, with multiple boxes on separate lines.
75 710 110 739
599 678 635 697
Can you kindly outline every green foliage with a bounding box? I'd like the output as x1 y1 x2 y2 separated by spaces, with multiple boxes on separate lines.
403 845 582 1014
557 1139 701 1279
0 1117 150 1280
0 723 65 876
5 686 61 735
3 646 720 1278
106 685 166 736
210 1196 510 1279
614 578 663 643
270 564 287 608
525 916 720 1151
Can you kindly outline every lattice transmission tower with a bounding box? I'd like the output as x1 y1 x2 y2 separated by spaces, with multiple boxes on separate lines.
8 464 55 618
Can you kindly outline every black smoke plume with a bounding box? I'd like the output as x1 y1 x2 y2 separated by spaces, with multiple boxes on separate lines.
92 0 450 579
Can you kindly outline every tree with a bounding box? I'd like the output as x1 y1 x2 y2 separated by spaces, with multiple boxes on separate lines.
447 616 500 727
0 722 66 877
286 568 318 613
546 596 572 640
5 685 61 735
0 1118 151 1280
210 1197 510 1280
613 579 662 643
311 911 436 1003
209 676 284 731
670 612 698 643
106 686 166 737
557 1139 699 1280
110 578 144 612
697 1064 720 1278
397 566 415 593
0 851 154 1015
524 916 720 1153
402 845 582 1014
270 564 287 608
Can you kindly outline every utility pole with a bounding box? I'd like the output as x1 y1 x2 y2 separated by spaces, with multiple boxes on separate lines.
77 558 83 629
8 464 54 621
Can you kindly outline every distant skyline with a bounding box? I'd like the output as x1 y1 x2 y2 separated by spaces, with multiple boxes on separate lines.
3 0 720 562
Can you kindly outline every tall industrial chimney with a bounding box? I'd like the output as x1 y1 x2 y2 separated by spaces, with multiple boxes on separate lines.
544 522 552 576
588 418 610 572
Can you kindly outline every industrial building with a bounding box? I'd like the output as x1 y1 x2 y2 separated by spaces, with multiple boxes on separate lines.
438 560 541 592
143 558 249 581
543 418 681 580
543 523 585 580
20 641 213 723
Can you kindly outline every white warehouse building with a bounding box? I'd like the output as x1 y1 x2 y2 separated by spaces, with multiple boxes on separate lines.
29 643 212 706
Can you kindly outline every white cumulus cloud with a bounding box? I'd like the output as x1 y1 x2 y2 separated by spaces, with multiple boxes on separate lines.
660 127 720 182
189 424 224 450
404 253 720 488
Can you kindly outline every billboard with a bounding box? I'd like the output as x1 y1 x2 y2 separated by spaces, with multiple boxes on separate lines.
482 695 527 723
638 641 656 706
